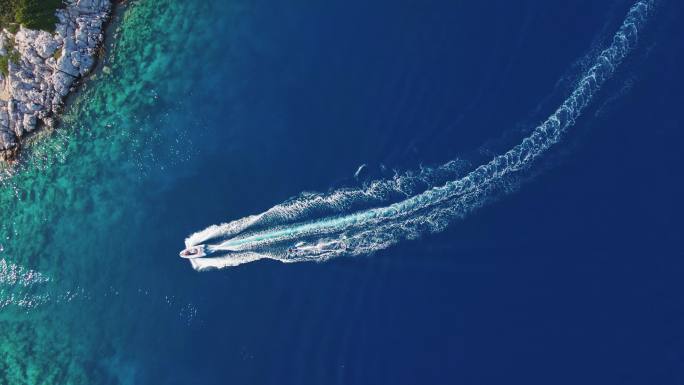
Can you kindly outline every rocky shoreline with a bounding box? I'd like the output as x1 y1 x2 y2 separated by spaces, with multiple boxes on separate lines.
0 0 111 162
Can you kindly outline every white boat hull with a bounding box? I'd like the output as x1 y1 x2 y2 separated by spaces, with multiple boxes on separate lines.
179 245 207 259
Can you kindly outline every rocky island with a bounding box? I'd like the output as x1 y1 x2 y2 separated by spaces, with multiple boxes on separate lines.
0 0 110 162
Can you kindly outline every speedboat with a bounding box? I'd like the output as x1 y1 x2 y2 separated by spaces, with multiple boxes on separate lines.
179 245 206 259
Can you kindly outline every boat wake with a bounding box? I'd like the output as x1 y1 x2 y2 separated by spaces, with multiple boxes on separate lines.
184 0 654 271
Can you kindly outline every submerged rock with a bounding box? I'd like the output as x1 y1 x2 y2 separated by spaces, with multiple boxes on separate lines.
0 0 111 161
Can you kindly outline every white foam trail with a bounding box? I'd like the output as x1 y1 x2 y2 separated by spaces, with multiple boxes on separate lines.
185 159 469 246
186 0 654 271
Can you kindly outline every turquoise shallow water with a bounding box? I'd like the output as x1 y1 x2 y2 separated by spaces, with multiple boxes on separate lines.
1 0 683 384
0 1 238 381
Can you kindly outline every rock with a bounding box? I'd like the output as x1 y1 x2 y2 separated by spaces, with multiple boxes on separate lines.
0 129 16 150
34 33 60 59
0 0 111 161
52 71 76 96
0 102 9 128
22 113 37 132
0 128 18 154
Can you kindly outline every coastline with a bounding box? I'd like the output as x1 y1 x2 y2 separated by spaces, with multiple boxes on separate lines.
0 0 120 165
60 1 127 120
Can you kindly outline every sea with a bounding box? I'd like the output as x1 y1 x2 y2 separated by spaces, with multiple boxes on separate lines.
0 0 683 384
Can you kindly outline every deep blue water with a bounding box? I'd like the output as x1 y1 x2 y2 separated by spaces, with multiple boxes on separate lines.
2 0 683 383
146 1 684 383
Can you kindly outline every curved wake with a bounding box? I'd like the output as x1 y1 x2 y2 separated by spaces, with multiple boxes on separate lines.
185 1 654 271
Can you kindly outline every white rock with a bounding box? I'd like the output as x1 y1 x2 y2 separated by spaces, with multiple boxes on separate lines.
35 33 60 58
22 113 37 132
0 0 111 156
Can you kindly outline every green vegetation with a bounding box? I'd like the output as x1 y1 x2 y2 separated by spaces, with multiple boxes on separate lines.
0 56 7 76
0 0 64 33
0 36 20 76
